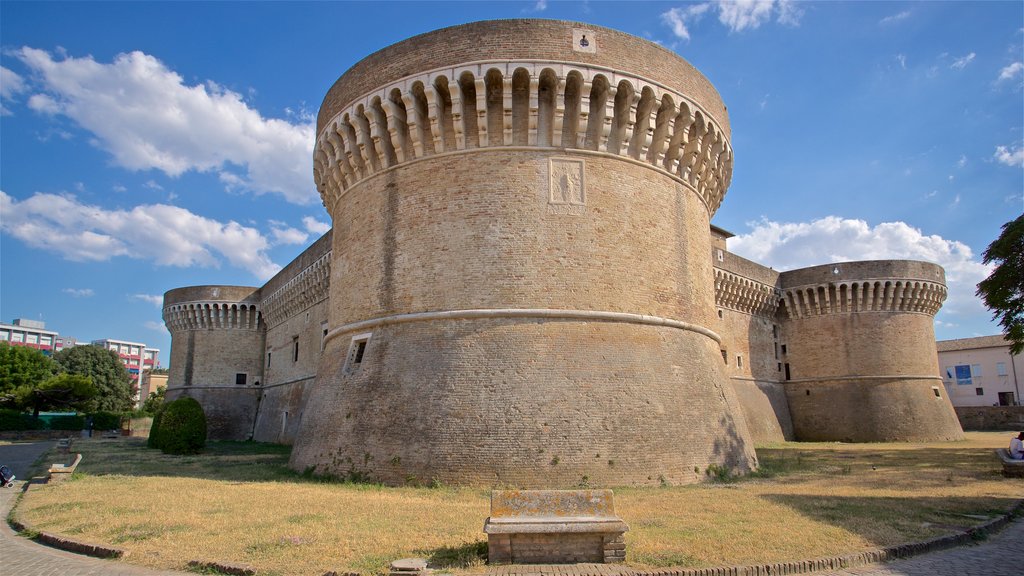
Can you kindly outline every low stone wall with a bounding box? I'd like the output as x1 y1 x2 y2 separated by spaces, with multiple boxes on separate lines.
954 406 1024 431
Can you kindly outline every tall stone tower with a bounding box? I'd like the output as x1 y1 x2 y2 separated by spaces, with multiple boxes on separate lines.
289 20 757 487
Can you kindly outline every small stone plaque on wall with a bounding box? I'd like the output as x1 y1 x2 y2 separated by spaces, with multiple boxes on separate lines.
548 158 586 215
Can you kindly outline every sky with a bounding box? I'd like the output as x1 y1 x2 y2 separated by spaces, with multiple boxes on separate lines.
1 1 1022 364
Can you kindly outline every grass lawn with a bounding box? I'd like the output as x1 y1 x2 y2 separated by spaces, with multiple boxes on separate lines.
13 432 1023 576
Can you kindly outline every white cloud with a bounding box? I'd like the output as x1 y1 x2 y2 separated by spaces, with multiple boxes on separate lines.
879 11 911 25
0 190 281 280
16 47 316 204
717 0 776 32
269 221 308 246
662 1 799 40
62 288 95 298
131 294 164 306
728 217 992 319
950 52 976 70
896 54 907 70
0 65 27 115
998 61 1023 82
144 320 169 334
533 0 547 11
302 216 331 235
144 180 163 191
994 145 1024 167
662 4 711 41
957 155 967 168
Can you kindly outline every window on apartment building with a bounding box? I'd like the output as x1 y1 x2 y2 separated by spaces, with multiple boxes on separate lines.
40 336 52 346
975 387 984 396
26 334 38 344
0 330 8 341
235 373 247 386
952 365 972 386
972 364 982 377
293 338 299 362
344 333 371 374
12 332 23 343
997 362 1007 376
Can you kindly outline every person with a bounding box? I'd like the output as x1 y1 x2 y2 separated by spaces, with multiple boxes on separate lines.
1010 432 1024 460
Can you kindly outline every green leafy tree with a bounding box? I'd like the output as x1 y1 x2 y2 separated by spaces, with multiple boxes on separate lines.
977 214 1024 355
27 374 98 417
0 343 57 410
54 345 134 412
141 385 166 415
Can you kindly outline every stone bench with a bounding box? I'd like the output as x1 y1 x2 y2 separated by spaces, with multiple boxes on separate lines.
48 453 82 483
995 448 1024 478
483 489 628 564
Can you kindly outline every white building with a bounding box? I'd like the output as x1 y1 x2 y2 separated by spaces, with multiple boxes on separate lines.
0 319 64 355
937 334 1021 407
91 338 160 404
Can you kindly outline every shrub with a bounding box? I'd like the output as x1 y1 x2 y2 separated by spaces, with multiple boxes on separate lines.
147 405 167 449
0 408 44 431
155 397 207 455
48 414 86 431
89 411 123 431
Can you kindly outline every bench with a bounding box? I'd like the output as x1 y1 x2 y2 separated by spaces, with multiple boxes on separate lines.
995 449 1024 478
56 437 73 453
102 429 120 439
483 490 628 564
48 453 83 483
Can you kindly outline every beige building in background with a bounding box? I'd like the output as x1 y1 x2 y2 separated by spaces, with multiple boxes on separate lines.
938 335 1021 407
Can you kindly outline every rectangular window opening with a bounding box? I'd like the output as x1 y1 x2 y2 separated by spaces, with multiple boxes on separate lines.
736 355 743 369
932 386 941 398
293 338 299 362
344 332 372 374
235 373 247 386
781 344 787 355
997 362 1007 376
784 363 791 381
975 387 984 396
721 349 728 365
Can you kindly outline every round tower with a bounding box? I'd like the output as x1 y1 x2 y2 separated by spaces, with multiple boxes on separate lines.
290 19 756 487
777 261 964 442
162 286 265 440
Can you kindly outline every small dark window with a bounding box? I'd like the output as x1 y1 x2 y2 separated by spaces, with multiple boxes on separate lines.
235 373 247 386
777 362 782 372
345 333 372 374
293 338 299 362
781 344 787 355
267 352 271 367
975 388 984 396
353 341 366 364
784 363 791 381
933 387 942 398
772 325 779 338
717 309 723 319
721 349 728 365
805 389 810 396
774 342 779 359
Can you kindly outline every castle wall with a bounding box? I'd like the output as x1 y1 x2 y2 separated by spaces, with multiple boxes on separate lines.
293 142 757 486
777 261 963 442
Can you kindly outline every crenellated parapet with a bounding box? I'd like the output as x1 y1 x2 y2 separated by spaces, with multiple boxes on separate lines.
313 61 733 217
260 251 332 328
163 301 263 332
714 268 779 317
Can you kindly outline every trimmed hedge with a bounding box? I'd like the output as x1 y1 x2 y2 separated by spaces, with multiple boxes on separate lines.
149 397 206 455
0 409 45 431
48 414 86 430
147 405 166 449
90 411 123 431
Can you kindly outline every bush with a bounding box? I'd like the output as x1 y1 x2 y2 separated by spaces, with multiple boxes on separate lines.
0 408 44 431
89 411 123 431
153 397 206 455
147 405 166 449
48 414 85 431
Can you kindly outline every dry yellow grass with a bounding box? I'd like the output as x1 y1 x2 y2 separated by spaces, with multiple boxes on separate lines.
14 432 1023 576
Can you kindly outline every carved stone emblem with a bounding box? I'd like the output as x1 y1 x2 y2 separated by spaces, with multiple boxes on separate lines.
549 158 586 207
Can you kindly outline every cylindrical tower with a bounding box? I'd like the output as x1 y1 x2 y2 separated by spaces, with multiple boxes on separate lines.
777 261 964 442
290 19 756 487
162 286 265 440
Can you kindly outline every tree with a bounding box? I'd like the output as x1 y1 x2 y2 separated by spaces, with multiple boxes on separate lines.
0 343 57 410
54 345 134 412
141 385 166 415
27 374 97 417
977 214 1024 355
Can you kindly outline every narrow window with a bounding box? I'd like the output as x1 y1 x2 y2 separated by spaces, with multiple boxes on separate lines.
267 352 271 368
344 332 372 374
781 344 787 355
971 364 982 377
321 322 329 352
293 338 299 362
736 355 743 369
932 387 942 398
997 362 1007 376
784 363 791 381
235 373 247 386
975 387 984 396
717 309 724 319
774 342 779 359
777 362 782 372
721 349 728 365
716 249 724 262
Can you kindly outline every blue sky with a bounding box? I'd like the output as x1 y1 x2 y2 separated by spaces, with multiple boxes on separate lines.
1 1 1021 362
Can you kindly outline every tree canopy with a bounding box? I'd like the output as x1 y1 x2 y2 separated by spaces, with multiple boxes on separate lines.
54 345 134 412
27 373 97 417
0 343 57 409
977 214 1024 355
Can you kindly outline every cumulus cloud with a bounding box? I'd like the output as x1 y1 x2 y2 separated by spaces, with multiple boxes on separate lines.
995 145 1024 167
661 1 800 40
131 294 164 306
269 221 309 245
62 288 95 298
997 61 1023 82
879 11 911 25
0 190 281 280
302 216 331 235
950 52 976 70
15 47 316 204
728 217 992 319
144 320 169 334
0 65 28 115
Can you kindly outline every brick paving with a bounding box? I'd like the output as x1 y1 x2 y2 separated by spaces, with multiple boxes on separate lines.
2 440 1021 576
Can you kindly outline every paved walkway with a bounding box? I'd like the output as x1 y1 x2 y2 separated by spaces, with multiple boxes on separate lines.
1 440 1021 576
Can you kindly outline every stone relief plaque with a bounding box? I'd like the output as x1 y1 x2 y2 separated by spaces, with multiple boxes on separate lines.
548 158 586 215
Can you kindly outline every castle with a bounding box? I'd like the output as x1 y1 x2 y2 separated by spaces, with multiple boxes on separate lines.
162 20 964 488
